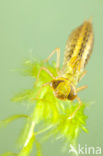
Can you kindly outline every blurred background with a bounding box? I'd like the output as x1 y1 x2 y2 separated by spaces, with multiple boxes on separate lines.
0 0 103 155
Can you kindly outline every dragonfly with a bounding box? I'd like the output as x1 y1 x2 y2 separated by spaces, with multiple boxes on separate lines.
36 19 94 119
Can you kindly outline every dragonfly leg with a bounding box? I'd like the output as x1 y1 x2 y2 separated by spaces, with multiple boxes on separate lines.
77 85 88 92
68 85 87 119
35 67 54 99
36 82 50 99
44 48 60 73
79 71 87 81
36 66 55 83
68 96 82 119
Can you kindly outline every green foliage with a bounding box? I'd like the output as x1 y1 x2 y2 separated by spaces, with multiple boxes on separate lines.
0 58 88 156
1 152 17 156
0 114 28 128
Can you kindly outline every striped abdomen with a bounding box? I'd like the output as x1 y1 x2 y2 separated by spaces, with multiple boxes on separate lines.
61 20 94 81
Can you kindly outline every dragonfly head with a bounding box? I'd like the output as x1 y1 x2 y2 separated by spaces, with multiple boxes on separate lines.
50 78 77 101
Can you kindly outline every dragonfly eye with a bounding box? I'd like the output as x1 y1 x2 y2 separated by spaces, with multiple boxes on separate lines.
51 80 64 89
68 85 77 100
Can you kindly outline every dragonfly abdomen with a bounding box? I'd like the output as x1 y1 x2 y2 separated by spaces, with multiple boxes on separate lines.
61 20 94 79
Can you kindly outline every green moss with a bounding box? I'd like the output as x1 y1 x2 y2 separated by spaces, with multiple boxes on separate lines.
0 58 88 156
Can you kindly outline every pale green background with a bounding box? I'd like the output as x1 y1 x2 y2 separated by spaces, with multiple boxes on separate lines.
0 0 103 156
